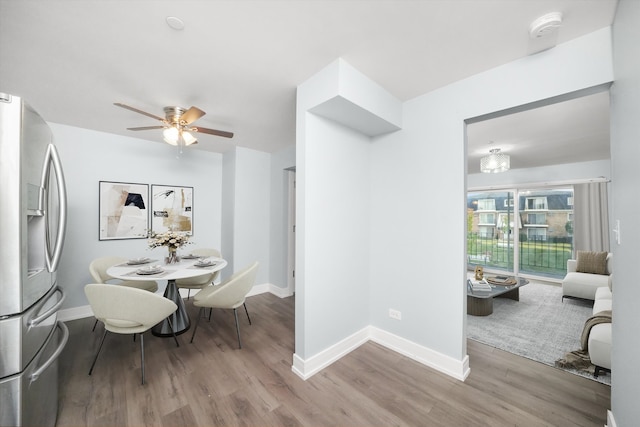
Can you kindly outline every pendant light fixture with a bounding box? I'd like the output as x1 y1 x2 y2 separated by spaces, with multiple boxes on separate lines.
480 148 510 173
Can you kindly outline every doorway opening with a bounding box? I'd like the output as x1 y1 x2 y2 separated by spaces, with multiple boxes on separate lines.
286 168 296 294
464 87 611 384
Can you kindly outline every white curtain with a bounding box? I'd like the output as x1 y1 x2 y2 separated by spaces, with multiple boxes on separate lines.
573 182 610 253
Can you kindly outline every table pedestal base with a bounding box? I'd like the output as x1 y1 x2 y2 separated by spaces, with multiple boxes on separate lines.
467 288 520 316
152 279 190 336
467 295 494 316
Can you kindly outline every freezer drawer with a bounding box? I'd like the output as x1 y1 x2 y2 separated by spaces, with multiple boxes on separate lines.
0 285 64 378
0 321 68 427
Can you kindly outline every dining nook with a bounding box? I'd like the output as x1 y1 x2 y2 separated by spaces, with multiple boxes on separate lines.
83 233 259 384
105 252 227 336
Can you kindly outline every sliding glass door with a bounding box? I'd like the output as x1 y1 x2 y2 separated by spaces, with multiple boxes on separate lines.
467 191 515 273
518 187 573 278
467 187 573 279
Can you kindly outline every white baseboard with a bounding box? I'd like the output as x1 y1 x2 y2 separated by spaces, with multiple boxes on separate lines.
291 325 469 382
607 410 616 427
266 283 294 298
369 327 470 381
247 282 293 298
247 282 270 297
57 304 93 322
292 327 370 380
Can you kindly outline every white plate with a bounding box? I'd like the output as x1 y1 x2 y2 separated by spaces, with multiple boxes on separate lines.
181 254 200 259
127 257 151 265
195 261 215 267
136 265 163 275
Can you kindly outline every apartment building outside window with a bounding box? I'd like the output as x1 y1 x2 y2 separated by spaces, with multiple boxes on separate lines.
527 213 547 225
467 187 573 279
478 199 496 211
526 197 548 210
478 213 496 225
527 227 548 241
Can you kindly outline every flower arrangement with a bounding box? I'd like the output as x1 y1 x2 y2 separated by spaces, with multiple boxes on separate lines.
147 230 190 250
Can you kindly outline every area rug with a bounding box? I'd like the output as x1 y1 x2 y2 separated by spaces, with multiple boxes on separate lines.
466 281 611 385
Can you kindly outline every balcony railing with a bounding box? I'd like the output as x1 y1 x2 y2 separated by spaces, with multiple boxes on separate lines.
467 233 572 278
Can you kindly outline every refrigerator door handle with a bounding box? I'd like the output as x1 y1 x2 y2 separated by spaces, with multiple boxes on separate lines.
41 144 67 272
27 286 65 328
29 321 69 383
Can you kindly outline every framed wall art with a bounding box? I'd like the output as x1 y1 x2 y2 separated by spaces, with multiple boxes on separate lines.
99 181 149 240
151 184 194 235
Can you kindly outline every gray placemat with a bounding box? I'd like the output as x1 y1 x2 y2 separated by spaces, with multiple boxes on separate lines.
124 269 171 278
188 263 218 270
116 259 159 267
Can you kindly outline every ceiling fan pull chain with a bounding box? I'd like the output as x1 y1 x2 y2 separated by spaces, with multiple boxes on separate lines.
176 139 184 158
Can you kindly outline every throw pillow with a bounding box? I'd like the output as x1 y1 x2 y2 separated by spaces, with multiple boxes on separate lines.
576 250 608 275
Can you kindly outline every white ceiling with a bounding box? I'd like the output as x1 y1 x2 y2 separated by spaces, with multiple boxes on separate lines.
467 90 611 174
0 0 617 169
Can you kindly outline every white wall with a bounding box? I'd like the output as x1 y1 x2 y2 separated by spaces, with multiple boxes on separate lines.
294 28 614 377
302 115 372 356
230 146 271 284
269 145 296 289
368 27 614 363
369 89 468 357
50 123 223 311
610 0 640 423
221 149 236 276
295 59 402 361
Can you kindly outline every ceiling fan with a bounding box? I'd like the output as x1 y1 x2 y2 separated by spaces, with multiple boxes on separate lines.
114 102 234 147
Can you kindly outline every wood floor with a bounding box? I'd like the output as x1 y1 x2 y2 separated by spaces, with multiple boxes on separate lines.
57 293 610 426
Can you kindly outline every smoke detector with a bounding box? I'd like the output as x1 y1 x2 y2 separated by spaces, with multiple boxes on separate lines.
529 12 563 39
166 16 185 31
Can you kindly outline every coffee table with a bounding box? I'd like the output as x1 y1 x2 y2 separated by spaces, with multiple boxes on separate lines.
467 277 529 316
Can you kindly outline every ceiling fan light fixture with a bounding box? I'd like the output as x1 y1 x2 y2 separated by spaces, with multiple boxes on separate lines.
163 126 180 145
480 148 510 173
182 131 197 146
114 103 233 150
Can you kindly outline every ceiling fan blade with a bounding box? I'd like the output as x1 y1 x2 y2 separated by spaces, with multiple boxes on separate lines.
192 127 234 139
126 126 165 131
181 106 206 124
114 103 165 122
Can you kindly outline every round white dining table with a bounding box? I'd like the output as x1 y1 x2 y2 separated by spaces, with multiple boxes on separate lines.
106 256 227 337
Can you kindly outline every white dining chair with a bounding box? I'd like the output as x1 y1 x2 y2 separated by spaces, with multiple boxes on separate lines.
190 261 258 349
175 248 222 299
89 256 159 292
89 256 159 331
85 283 178 385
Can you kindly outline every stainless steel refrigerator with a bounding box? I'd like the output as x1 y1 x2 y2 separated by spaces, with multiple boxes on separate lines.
0 93 69 426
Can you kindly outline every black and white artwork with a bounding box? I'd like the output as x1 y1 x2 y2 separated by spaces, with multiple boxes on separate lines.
99 181 149 240
151 185 193 235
